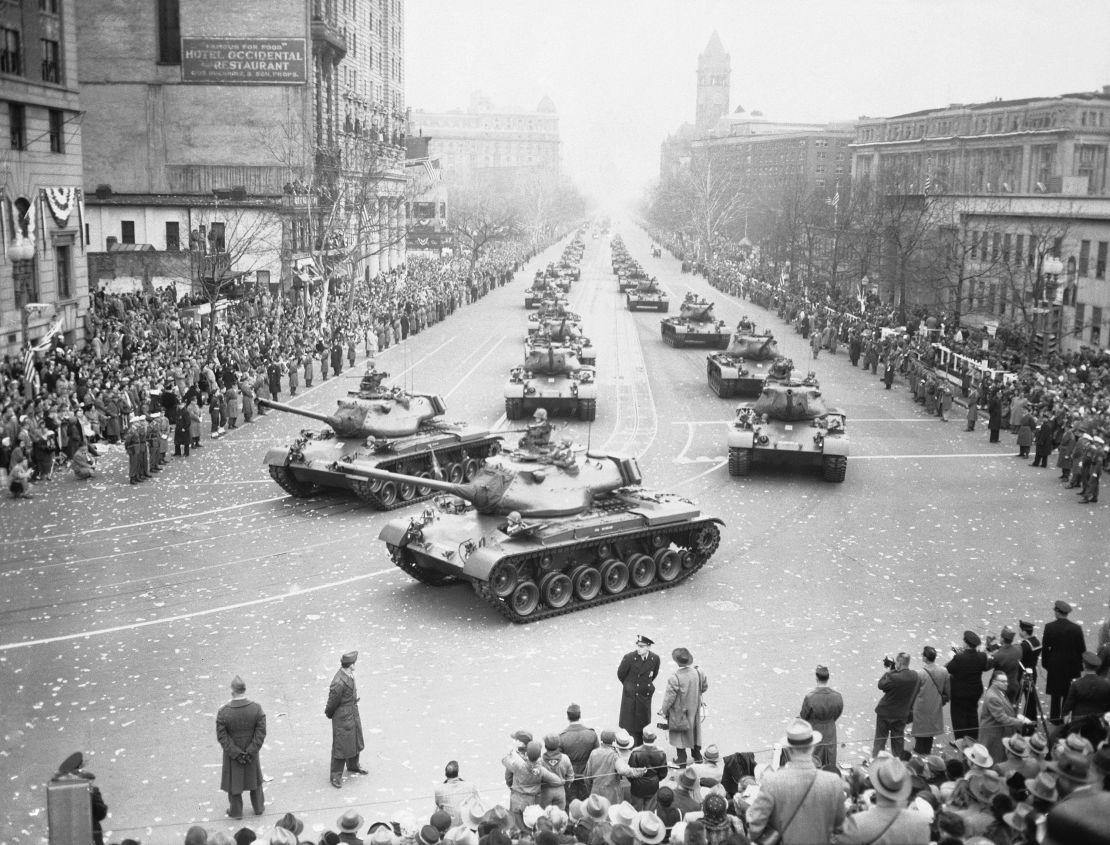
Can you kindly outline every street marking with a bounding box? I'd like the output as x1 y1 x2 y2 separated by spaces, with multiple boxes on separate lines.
671 419 957 425
444 335 505 399
0 567 398 651
852 453 1013 460
671 459 729 488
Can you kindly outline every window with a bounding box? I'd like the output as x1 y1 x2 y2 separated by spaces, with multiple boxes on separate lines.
121 221 135 244
991 233 1001 262
9 102 25 149
157 0 181 64
1098 242 1108 279
1 26 21 76
1080 240 1091 276
1092 307 1103 346
41 38 60 83
165 221 180 251
208 222 225 253
1075 303 1085 335
1002 233 1011 265
48 109 64 153
40 0 60 12
1016 235 1024 264
56 244 72 299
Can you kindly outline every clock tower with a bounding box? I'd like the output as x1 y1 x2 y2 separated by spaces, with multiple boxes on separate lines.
695 32 730 134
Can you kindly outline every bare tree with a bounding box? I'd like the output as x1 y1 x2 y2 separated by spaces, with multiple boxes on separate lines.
445 173 524 272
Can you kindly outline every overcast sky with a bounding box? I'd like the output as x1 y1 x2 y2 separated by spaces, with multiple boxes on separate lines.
405 0 1110 209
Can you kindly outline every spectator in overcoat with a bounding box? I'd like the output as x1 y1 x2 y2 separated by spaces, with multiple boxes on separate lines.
1042 600 1088 722
215 675 267 819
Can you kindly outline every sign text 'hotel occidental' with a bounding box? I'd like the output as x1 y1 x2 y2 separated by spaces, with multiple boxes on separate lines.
181 37 307 85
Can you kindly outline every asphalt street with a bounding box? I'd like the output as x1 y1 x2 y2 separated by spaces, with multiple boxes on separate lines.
1 225 1107 844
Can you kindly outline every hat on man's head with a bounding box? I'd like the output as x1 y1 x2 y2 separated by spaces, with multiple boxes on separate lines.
584 795 611 822
614 730 633 751
275 812 303 837
230 675 246 694
461 798 487 829
1000 626 1015 641
368 826 396 845
522 805 544 831
608 801 637 828
702 744 720 763
268 831 297 845
1054 599 1072 614
870 757 912 802
924 755 947 779
609 825 635 845
968 769 1004 805
1029 733 1049 757
963 630 982 648
341 650 358 667
1002 734 1031 758
1062 733 1094 756
1082 651 1101 670
1044 793 1110 845
338 811 365 832
511 730 533 745
701 794 728 823
1019 619 1035 634
1048 750 1097 785
566 703 582 718
233 828 258 845
1003 803 1035 834
963 743 994 770
430 811 452 834
416 825 440 845
671 647 693 666
630 812 665 845
636 635 654 646
678 767 699 790
782 718 821 749
567 799 585 822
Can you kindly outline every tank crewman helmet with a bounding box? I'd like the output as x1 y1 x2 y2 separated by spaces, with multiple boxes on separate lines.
533 408 548 421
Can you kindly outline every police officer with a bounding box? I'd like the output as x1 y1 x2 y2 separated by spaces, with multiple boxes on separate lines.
617 635 660 747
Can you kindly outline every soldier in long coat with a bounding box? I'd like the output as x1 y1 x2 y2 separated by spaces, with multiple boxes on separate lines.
617 635 660 747
660 647 708 765
1042 599 1087 722
124 418 143 483
325 650 366 788
216 675 267 819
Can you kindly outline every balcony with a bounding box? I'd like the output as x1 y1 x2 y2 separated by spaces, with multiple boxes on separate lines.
311 10 347 64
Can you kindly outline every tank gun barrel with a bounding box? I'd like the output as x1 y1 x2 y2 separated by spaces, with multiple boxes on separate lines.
257 398 339 427
333 462 487 505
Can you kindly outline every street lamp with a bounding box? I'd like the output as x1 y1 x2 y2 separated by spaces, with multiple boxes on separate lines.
8 235 35 262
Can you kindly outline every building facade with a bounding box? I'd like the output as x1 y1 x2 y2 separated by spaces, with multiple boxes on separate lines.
695 31 729 135
77 0 407 303
1 0 88 356
851 87 1110 352
410 92 560 177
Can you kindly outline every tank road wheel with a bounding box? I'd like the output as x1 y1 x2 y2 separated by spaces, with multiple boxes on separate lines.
601 558 630 594
463 458 481 480
692 522 722 559
654 548 681 582
351 479 381 505
489 561 519 598
728 447 752 477
822 454 848 483
571 566 602 601
445 462 465 484
415 471 434 498
628 553 656 588
505 398 523 420
540 572 573 609
398 479 417 501
377 481 399 507
577 399 597 422
268 465 318 497
510 581 541 617
678 549 696 569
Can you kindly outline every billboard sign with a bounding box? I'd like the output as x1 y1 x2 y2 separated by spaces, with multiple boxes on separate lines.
182 37 307 85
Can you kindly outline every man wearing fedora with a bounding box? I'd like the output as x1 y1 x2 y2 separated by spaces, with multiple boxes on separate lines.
618 635 660 749
1042 599 1087 723
834 757 929 844
326 650 367 788
336 809 365 845
746 719 846 845
215 675 267 819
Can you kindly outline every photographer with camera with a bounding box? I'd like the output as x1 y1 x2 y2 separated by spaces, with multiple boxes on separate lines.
978 670 1033 765
872 652 920 758
946 630 995 741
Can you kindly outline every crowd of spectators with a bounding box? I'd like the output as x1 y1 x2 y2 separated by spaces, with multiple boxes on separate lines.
91 602 1110 845
0 240 541 497
663 234 1110 508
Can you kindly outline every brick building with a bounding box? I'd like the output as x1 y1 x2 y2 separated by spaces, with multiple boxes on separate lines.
77 0 407 300
1 0 88 356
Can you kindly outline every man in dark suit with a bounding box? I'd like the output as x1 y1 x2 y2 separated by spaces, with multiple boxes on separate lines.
558 703 599 801
1062 652 1110 745
216 675 267 819
326 650 366 788
947 630 995 740
873 652 920 757
1042 600 1087 723
617 635 660 748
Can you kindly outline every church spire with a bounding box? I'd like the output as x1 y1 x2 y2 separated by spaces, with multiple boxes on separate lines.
695 32 731 133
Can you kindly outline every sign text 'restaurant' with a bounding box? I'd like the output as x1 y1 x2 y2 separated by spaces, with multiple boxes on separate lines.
182 37 307 85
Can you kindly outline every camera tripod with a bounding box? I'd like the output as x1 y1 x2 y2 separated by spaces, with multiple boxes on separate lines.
1016 672 1051 740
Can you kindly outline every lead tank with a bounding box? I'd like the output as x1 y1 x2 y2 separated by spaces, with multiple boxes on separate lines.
505 341 597 422
706 327 780 397
259 389 502 509
661 294 730 348
726 360 849 482
626 277 669 312
334 446 724 622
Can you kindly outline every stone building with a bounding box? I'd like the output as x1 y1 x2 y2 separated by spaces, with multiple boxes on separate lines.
410 91 560 177
1 0 88 356
77 0 407 301
851 87 1110 352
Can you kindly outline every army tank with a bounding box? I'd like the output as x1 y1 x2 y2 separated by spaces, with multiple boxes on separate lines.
527 317 596 367
706 323 780 397
259 386 502 509
661 293 730 348
726 359 848 482
505 341 597 421
626 276 669 312
334 445 724 622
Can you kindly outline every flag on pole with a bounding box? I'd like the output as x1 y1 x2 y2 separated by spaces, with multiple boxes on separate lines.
923 174 932 196
825 186 840 208
23 317 64 387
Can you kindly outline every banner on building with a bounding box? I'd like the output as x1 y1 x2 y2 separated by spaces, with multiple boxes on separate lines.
182 37 307 85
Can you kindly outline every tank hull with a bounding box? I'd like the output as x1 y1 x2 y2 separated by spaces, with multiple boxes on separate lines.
379 494 724 622
727 417 849 481
706 356 768 397
617 276 639 292
263 427 502 508
627 292 669 312
661 320 731 349
504 375 598 421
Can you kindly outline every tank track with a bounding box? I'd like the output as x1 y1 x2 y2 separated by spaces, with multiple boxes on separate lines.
344 436 502 511
430 519 723 623
269 465 319 497
386 543 457 585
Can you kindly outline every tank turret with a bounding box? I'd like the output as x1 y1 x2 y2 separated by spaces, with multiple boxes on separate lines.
336 448 642 517
522 343 582 376
725 332 779 361
339 445 725 622
679 297 716 322
258 393 445 439
752 377 829 422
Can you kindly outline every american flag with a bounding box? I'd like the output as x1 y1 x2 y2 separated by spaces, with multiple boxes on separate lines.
825 187 840 208
923 174 933 196
23 318 64 389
